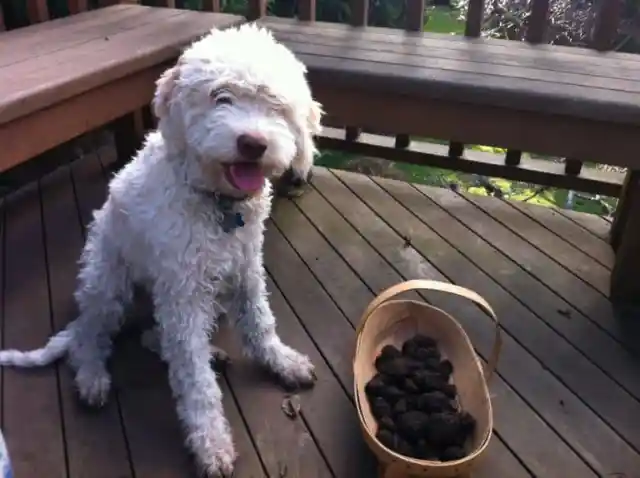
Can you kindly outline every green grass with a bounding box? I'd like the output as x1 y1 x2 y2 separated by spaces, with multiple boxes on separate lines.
424 6 465 34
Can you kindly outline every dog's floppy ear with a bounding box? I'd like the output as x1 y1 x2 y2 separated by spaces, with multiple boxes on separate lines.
291 100 324 181
306 100 323 135
152 65 180 119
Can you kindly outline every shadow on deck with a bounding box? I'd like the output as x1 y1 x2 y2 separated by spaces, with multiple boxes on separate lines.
1 147 639 478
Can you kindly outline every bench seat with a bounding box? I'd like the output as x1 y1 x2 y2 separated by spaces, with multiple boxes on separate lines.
0 4 244 173
259 16 640 169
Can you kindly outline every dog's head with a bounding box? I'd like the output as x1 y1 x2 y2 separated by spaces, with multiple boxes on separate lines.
152 24 323 198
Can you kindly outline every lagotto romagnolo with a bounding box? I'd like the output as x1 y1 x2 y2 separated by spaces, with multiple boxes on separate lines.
0 23 323 477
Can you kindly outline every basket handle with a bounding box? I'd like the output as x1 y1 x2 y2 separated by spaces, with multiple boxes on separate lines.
357 279 501 381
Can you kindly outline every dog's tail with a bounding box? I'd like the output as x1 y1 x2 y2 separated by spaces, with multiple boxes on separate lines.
0 327 73 367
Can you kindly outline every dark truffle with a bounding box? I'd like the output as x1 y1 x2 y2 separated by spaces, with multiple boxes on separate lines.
393 398 409 416
412 334 438 349
376 429 414 457
374 345 403 370
441 383 457 399
438 359 454 379
371 397 392 419
413 370 445 392
394 437 415 457
377 357 422 377
365 374 387 397
397 411 431 441
424 412 464 446
403 378 420 394
417 391 454 413
459 411 477 435
413 439 440 460
376 429 396 450
413 346 441 362
381 385 405 403
440 446 466 461
379 416 396 432
401 340 418 357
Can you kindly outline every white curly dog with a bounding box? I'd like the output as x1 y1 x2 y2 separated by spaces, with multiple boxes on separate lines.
0 23 322 477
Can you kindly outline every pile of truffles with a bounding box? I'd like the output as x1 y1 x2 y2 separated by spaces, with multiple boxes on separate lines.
365 334 476 462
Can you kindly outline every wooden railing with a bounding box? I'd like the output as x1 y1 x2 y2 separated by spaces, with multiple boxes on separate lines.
242 0 626 201
0 0 629 201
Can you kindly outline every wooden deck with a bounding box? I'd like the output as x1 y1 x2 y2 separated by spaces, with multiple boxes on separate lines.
1 148 639 478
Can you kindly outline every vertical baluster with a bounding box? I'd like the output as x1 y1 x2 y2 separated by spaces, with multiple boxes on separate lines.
395 0 425 150
298 0 315 21
345 0 368 143
464 0 484 37
501 0 550 167
247 0 267 20
67 0 88 16
449 0 484 160
593 0 622 51
350 0 368 26
565 0 622 178
525 0 549 43
202 0 221 12
26 0 49 23
593 0 626 250
405 0 425 32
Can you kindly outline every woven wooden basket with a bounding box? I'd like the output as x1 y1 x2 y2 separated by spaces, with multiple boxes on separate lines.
353 280 502 478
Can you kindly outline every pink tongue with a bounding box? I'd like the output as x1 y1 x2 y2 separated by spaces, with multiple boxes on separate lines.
228 163 265 192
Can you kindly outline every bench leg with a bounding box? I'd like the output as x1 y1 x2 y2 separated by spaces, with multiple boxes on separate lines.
610 170 640 303
111 112 144 173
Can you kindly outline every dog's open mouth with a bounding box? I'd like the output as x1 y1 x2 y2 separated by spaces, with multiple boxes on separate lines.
224 162 265 193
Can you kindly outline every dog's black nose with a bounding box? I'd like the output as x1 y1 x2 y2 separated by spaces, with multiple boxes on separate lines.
237 133 267 161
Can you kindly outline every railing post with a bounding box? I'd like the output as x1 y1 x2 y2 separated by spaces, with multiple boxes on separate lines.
395 0 425 150
350 0 368 26
202 0 221 12
610 171 640 302
449 0 485 162
298 0 316 21
247 0 267 20
27 0 49 23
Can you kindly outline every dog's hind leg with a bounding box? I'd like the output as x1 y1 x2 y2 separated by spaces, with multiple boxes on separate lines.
153 293 237 477
68 222 133 408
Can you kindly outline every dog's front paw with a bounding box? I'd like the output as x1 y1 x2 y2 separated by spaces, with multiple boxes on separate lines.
75 366 112 408
195 434 237 478
264 343 316 390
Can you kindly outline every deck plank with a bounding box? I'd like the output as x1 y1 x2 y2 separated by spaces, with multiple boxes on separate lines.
414 182 637 352
365 177 640 402
263 222 379 477
459 192 610 295
213 321 332 478
2 159 639 477
40 161 132 478
319 168 640 476
2 181 67 477
271 193 534 478
506 200 613 269
555 208 612 240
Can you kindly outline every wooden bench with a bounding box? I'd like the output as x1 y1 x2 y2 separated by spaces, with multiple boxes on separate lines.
0 3 244 175
251 0 640 304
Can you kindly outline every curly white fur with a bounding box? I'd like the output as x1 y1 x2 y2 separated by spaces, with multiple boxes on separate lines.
0 23 322 477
